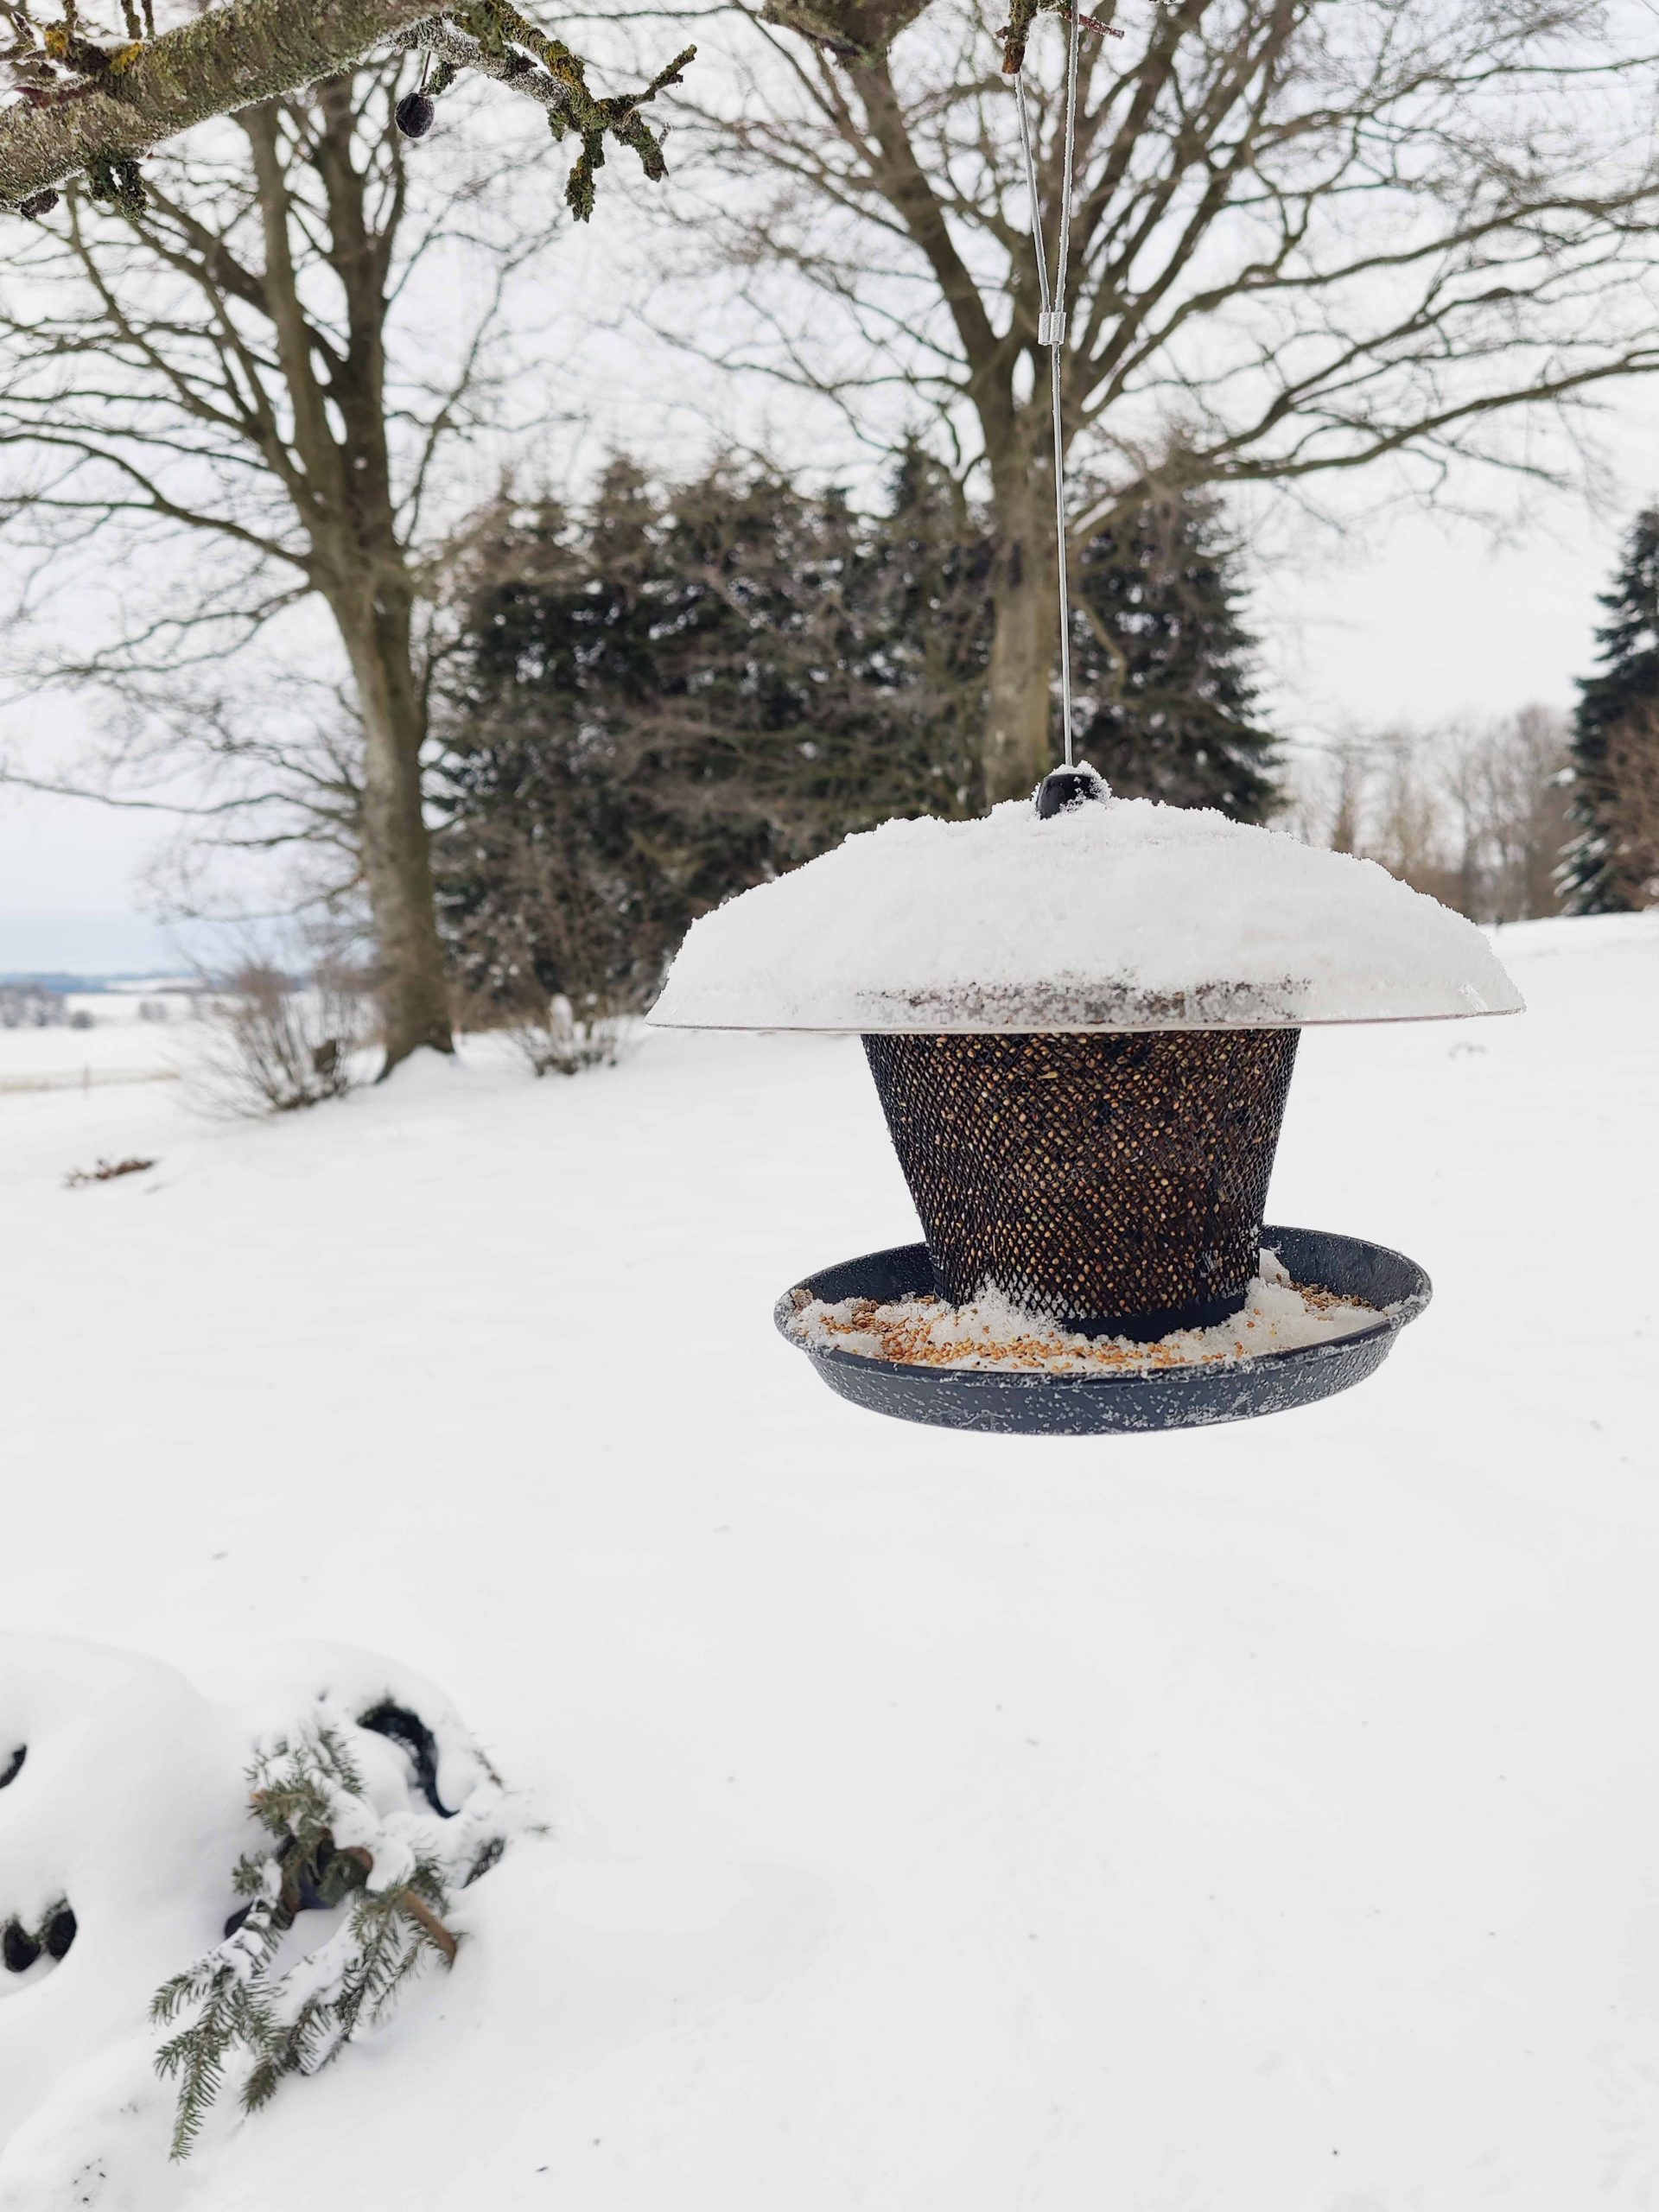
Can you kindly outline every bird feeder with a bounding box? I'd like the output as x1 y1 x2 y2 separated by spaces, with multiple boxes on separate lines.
649 767 1522 1435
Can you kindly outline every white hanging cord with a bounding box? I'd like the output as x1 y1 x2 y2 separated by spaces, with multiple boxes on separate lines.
1014 4 1083 770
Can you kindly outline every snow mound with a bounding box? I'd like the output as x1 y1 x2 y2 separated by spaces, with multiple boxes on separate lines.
0 1636 518 2206
651 788 1523 1031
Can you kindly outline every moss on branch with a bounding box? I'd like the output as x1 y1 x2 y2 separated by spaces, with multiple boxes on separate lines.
3 0 444 209
3 0 938 216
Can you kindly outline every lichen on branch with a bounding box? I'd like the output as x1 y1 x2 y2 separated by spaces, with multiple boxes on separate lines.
444 0 693 219
0 0 695 218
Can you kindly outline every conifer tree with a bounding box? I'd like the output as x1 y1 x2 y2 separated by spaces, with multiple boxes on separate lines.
433 451 985 1024
1563 507 1659 914
1068 484 1279 823
433 456 1277 1038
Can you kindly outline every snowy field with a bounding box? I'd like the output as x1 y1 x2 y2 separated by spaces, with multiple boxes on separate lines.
0 991 193 1091
2 912 1657 2209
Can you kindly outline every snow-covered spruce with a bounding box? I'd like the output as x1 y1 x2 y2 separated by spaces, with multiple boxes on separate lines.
154 1710 508 2159
0 1637 518 2187
650 785 1523 1032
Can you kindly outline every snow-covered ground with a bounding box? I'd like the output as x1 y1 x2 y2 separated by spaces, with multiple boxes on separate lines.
1 913 1656 2209
0 989 198 1092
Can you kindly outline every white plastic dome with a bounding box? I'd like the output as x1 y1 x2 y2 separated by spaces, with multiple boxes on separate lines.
649 786 1522 1033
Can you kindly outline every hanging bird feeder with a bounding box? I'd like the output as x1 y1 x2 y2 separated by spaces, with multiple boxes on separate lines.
649 3 1522 1435
649 770 1521 1436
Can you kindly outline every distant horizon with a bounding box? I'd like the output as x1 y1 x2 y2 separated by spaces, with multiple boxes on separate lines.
0 966 200 988
0 910 221 975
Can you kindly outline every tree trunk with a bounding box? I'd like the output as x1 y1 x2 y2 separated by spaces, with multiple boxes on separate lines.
985 472 1060 804
336 600 453 1074
256 84 454 1078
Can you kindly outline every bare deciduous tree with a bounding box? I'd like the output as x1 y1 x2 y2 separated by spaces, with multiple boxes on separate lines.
1470 704 1574 923
661 0 1659 798
0 65 564 1070
1297 707 1571 921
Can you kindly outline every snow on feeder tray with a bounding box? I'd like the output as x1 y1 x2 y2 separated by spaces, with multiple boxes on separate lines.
649 766 1522 1436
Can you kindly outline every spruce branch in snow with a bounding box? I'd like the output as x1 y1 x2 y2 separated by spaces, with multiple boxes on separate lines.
151 1716 507 2162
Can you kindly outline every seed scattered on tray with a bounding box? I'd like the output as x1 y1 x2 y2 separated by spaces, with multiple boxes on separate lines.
788 1248 1383 1373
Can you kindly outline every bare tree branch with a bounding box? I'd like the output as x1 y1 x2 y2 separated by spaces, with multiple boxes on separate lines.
0 0 930 214
653 0 1659 797
1 0 439 212
0 62 572 1062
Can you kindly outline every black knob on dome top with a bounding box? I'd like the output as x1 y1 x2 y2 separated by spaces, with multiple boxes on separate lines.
395 92 435 139
1035 764 1108 818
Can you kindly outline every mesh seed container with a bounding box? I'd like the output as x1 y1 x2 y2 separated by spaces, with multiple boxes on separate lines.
651 767 1522 1360
862 1027 1298 1336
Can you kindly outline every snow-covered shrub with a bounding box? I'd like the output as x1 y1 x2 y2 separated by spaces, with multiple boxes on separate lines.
507 994 632 1077
189 963 373 1116
0 1638 518 2193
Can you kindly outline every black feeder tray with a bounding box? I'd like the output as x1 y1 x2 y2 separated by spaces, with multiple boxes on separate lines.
776 1227 1431 1438
651 763 1520 1438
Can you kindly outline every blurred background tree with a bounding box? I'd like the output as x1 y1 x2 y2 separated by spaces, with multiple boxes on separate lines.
1068 481 1276 823
1564 509 1659 915
431 448 986 1033
430 453 1281 1032
1294 709 1573 925
0 60 563 1071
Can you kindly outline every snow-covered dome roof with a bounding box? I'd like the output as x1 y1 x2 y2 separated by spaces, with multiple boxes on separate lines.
649 785 1523 1033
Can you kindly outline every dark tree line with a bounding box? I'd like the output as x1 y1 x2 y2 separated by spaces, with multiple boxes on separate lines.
432 453 1278 1025
1565 508 1659 914
434 451 985 1023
